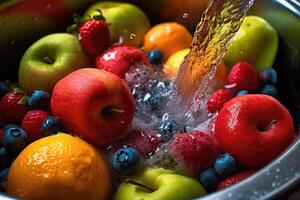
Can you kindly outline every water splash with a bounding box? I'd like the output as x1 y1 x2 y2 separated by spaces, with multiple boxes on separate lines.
169 0 255 119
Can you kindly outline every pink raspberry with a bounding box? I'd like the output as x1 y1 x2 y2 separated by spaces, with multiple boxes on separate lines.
168 131 221 176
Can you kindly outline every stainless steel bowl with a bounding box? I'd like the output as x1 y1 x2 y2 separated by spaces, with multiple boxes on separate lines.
0 0 299 199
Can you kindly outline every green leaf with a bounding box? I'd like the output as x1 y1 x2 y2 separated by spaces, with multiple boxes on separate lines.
18 96 28 105
92 9 106 21
66 24 79 33
13 87 25 94
73 13 83 24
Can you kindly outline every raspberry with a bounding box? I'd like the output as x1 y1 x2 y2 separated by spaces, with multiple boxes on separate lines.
21 110 49 142
226 61 260 94
217 170 255 190
168 131 220 176
207 89 233 113
110 129 160 158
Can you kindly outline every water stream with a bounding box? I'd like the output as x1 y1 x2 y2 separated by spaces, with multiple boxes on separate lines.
170 0 255 120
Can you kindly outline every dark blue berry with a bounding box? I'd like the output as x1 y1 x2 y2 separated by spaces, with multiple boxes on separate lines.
0 148 10 171
0 168 9 183
214 153 236 178
3 127 27 156
41 116 61 136
199 168 218 192
0 81 9 98
236 90 249 97
143 92 167 111
260 68 277 84
3 124 21 132
28 90 50 109
147 50 163 65
112 147 141 175
157 114 186 142
261 84 278 97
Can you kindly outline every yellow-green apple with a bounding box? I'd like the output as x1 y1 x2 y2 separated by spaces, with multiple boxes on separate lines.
224 16 279 71
114 167 206 200
83 1 151 47
51 68 135 146
215 94 295 168
18 33 90 93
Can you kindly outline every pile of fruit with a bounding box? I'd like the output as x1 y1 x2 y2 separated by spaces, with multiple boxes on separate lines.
0 1 297 200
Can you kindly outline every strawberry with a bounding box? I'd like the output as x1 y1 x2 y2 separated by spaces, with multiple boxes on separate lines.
96 45 150 78
21 110 49 142
226 61 260 94
0 91 29 124
217 170 255 190
77 10 110 56
207 89 233 113
168 131 221 176
109 129 160 158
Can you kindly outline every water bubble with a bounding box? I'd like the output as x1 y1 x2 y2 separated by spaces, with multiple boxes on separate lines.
183 13 189 19
130 33 136 40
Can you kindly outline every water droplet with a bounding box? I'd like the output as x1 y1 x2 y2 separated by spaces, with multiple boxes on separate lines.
276 168 280 172
33 16 38 22
9 40 16 46
183 12 189 19
272 182 276 187
130 33 136 40
46 3 51 9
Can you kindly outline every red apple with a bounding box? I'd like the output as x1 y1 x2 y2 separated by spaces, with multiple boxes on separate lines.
215 94 295 168
96 45 150 78
51 68 135 145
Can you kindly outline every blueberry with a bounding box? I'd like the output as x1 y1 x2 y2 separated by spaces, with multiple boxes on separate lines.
236 90 249 97
0 168 9 183
112 147 141 175
0 81 9 98
41 116 61 136
28 90 50 109
3 124 21 132
157 114 186 142
214 153 236 178
261 84 278 97
143 92 167 111
199 168 218 192
0 148 10 171
147 50 163 65
3 127 27 156
260 68 277 84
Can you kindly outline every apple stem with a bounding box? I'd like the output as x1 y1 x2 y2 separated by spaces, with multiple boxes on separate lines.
43 56 54 64
125 179 155 193
262 120 277 131
107 107 125 114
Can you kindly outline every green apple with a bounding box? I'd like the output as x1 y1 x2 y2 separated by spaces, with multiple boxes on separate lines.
19 33 90 93
224 16 279 71
83 1 151 47
114 167 206 200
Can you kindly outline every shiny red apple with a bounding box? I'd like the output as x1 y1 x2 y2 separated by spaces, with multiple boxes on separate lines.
51 68 135 145
215 94 295 168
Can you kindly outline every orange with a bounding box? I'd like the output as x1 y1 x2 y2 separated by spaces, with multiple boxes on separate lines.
144 22 193 61
164 49 228 85
7 133 110 200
